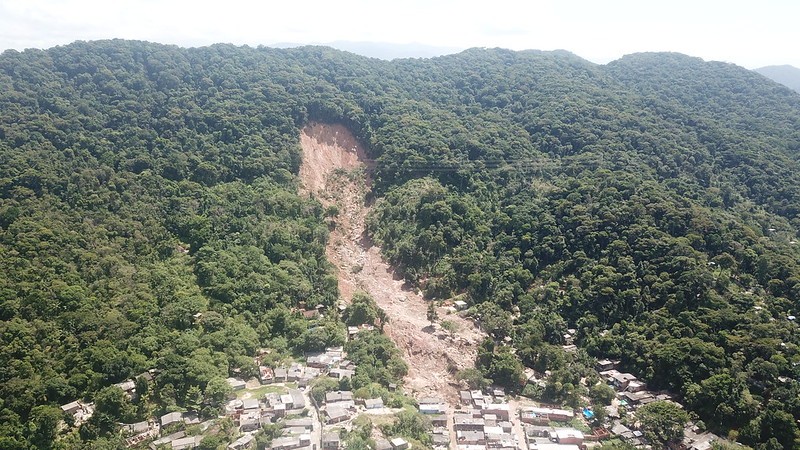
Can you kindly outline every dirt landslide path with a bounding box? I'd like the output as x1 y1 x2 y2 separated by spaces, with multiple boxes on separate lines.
298 123 484 403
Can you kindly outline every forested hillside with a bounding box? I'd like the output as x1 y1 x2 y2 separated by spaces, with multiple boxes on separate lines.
0 40 799 448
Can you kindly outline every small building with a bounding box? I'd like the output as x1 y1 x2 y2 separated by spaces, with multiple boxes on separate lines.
331 368 356 380
453 300 468 310
242 398 260 411
626 380 647 392
554 428 585 445
325 406 350 424
482 404 510 421
123 421 150 435
430 414 447 427
61 401 82 415
171 435 203 450
454 415 485 431
375 438 393 450
364 398 384 409
525 425 554 438
240 417 261 432
289 389 306 409
229 433 255 450
459 391 472 406
390 437 409 450
227 378 247 391
322 432 341 449
326 391 354 404
420 403 445 414
260 366 275 384
457 430 486 445
519 407 574 424
283 418 313 430
595 359 617 372
529 444 580 450
161 412 184 428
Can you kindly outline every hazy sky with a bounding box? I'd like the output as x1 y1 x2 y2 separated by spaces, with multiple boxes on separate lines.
0 0 797 68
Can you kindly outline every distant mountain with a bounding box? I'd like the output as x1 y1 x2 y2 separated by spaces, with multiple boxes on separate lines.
269 40 463 60
755 64 800 93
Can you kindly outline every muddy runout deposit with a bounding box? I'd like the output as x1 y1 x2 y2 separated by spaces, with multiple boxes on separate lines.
298 122 484 402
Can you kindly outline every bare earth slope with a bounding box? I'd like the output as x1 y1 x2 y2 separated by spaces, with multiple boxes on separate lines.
298 123 483 401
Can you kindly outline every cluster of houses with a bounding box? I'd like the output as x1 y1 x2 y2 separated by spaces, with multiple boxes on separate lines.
594 359 721 450
258 347 356 389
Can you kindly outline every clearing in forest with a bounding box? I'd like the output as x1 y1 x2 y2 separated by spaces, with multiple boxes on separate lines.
298 123 484 402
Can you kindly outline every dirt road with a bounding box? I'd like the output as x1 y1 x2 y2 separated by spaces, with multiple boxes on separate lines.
298 123 484 403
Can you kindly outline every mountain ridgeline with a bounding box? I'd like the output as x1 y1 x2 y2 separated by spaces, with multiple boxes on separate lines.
756 65 800 93
0 41 799 448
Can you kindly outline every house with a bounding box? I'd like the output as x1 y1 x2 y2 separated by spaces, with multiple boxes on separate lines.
457 430 486 445
307 352 331 368
273 367 288 382
271 437 301 450
620 390 653 405
287 364 305 382
283 418 313 430
430 414 447 427
519 407 574 423
114 380 137 396
161 412 184 427
601 370 637 391
329 368 355 379
419 396 444 405
482 404 510 421
595 359 617 372
171 435 203 450
289 389 306 409
123 421 150 435
497 421 512 433
390 437 409 450
325 406 350 424
227 378 247 391
364 398 384 409
610 421 632 436
524 425 554 438
242 398 260 411
229 433 255 450
260 367 275 384
420 403 445 414
322 432 340 449
554 428 584 445
626 380 647 392
432 433 449 447
453 415 485 431
280 394 294 408
375 438 393 450
240 412 262 432
325 391 354 404
150 431 185 450
453 300 468 310
529 444 580 450
459 391 472 406
61 401 82 415
484 425 504 441
484 414 497 427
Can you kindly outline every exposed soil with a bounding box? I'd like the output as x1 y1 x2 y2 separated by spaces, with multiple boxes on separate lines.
298 123 484 403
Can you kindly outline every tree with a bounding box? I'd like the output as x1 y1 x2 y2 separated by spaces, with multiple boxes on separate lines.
427 301 438 325
589 382 615 406
456 368 490 390
637 401 690 445
28 405 63 449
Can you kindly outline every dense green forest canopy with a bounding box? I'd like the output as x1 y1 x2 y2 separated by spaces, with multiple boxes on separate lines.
0 40 799 448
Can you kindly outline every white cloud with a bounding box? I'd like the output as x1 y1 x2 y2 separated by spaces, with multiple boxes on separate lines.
0 0 796 68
